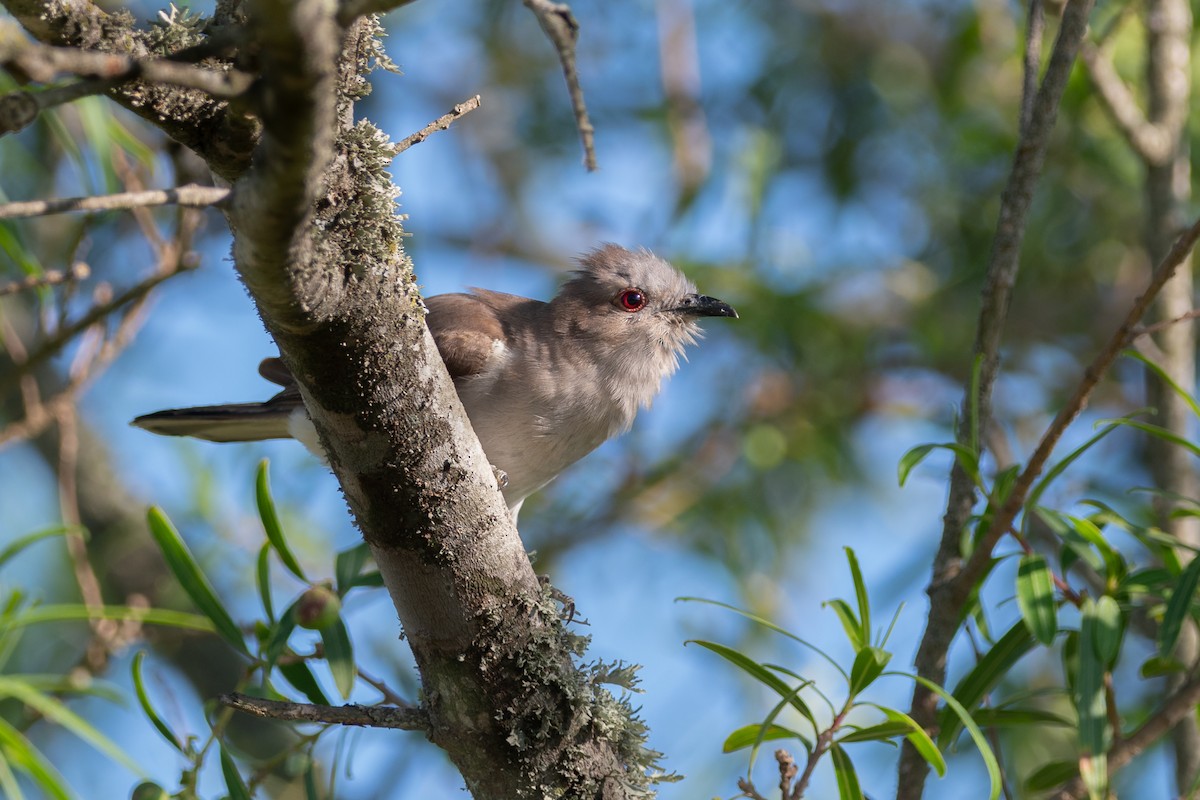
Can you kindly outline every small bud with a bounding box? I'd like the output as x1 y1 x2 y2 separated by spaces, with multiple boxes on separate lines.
130 781 169 800
294 584 341 630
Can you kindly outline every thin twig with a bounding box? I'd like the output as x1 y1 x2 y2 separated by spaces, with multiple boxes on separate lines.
1131 307 1200 340
356 666 413 708
521 0 597 171
958 212 1200 591
0 184 229 220
220 692 428 730
0 22 254 99
389 94 481 157
335 0 419 26
0 79 111 135
1081 43 1177 164
0 263 90 297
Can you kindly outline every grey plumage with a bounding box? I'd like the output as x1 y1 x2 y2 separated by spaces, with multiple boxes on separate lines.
133 245 737 519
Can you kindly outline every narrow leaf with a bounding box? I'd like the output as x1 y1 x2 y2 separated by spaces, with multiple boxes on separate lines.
940 622 1035 747
220 745 252 800
1025 760 1081 792
849 647 891 696
256 543 275 624
898 443 980 488
722 723 808 753
1140 655 1185 679
687 640 817 727
824 598 864 651
0 527 83 570
972 708 1072 729
1124 349 1200 419
837 721 911 743
279 661 332 706
1160 554 1200 657
844 548 870 646
902 673 1001 800
256 460 307 582
1076 600 1111 800
0 718 69 800
335 543 372 596
0 678 142 775
146 507 248 654
861 703 946 777
320 618 355 700
1090 595 1123 667
131 651 183 754
1028 421 1123 509
829 743 865 800
1016 555 1058 645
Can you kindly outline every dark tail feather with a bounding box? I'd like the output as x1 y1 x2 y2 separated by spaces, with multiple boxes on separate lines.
132 403 295 443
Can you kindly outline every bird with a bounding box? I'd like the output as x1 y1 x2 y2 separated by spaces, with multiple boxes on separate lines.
133 244 738 520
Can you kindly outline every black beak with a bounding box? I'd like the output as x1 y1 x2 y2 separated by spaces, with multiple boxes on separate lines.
674 293 739 319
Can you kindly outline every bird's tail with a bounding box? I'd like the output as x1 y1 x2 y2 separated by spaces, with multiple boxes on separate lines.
132 403 295 443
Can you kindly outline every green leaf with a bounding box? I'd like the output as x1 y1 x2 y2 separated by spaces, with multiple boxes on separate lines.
1025 759 1080 792
264 599 300 667
686 640 816 727
1027 421 1123 509
901 673 1001 800
0 677 142 776
677 598 848 681
824 598 864 651
131 651 183 754
723 723 810 754
972 707 1072 729
836 721 911 743
256 543 275 624
829 743 864 800
898 442 980 487
1016 555 1058 645
8 604 213 632
320 617 355 700
0 745 23 800
1124 349 1200 419
1140 655 1185 678
0 717 69 800
279 661 332 706
256 460 307 582
335 543 372 595
1159 554 1200 657
848 647 891 696
1099 417 1200 459
0 527 83 571
939 622 1036 747
146 507 248 654
844 547 870 646
1076 600 1111 800
1090 595 1123 667
220 745 252 800
857 703 946 777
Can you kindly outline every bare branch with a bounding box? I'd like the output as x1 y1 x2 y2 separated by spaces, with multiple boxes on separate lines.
0 185 229 220
1019 0 1044 136
390 94 481 157
1082 43 1179 164
0 263 89 297
522 0 597 171
220 692 428 730
0 21 254 99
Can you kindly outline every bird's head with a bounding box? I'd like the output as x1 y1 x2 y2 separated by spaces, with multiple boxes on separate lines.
553 245 738 400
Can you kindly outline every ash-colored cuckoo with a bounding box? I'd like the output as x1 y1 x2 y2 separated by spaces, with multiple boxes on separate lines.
133 245 738 519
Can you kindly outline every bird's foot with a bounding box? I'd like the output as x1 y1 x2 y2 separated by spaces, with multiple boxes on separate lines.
492 466 509 490
538 576 578 623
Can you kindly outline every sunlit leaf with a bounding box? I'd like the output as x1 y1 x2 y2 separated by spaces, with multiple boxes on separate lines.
848 647 891 696
7 604 213 633
971 707 1072 729
844 548 870 646
1090 595 1123 667
722 722 809 753
1140 655 1185 679
1016 554 1058 645
686 640 816 727
1027 420 1125 509
902 673 1001 800
1076 599 1110 800
898 442 980 488
0 717 69 800
256 543 275 624
146 507 248 655
857 703 946 777
1124 349 1200 419
335 543 372 596
824 598 864 651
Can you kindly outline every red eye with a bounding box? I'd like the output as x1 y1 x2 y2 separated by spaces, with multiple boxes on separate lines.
618 288 646 312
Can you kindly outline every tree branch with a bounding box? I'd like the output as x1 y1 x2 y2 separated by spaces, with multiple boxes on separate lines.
389 94 481 157
896 2 1098 797
0 184 229 220
220 692 428 730
0 263 89 297
522 0 597 171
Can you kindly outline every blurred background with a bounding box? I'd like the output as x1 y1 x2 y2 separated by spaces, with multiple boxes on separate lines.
0 0 1185 797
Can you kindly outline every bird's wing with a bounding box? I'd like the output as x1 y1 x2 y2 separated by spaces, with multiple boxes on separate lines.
425 292 515 380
